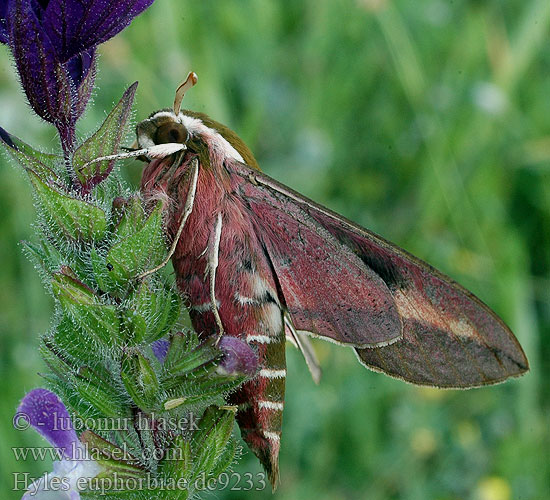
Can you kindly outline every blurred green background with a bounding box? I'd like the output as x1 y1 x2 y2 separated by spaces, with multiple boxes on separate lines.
1 0 549 498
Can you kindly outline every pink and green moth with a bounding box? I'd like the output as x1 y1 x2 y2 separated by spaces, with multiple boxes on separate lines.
131 73 528 488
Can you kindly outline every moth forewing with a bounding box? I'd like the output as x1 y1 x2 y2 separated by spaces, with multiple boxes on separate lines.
226 158 528 387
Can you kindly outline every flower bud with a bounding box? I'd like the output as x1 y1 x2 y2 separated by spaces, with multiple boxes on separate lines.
217 336 258 377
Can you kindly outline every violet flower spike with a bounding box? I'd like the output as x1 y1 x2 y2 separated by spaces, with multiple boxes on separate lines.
0 0 154 156
15 388 101 499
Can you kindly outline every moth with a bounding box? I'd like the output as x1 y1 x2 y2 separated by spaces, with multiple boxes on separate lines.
127 73 528 487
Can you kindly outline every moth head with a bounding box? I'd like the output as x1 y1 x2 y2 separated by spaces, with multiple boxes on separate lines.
135 72 259 169
136 112 190 149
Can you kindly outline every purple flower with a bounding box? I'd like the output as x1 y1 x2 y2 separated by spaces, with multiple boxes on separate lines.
151 338 170 364
217 336 259 376
0 0 154 154
15 388 101 499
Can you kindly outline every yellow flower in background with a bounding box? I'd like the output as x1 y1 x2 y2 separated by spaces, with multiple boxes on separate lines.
475 476 511 500
410 427 438 458
455 420 481 449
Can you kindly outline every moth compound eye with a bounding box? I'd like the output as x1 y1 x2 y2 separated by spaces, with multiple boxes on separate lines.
136 119 157 149
155 122 189 145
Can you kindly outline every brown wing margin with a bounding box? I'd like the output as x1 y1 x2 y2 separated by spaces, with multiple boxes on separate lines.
227 160 528 388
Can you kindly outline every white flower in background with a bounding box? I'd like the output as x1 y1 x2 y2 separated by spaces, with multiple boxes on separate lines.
472 82 508 115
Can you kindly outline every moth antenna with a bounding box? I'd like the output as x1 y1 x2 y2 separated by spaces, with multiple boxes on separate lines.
173 72 198 116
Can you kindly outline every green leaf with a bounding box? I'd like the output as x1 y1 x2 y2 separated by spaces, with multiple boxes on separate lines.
162 338 221 382
21 240 53 276
210 438 238 478
136 353 159 399
73 83 138 189
90 246 110 292
80 430 144 470
74 376 129 418
42 374 105 423
40 339 75 380
0 131 61 181
128 282 182 344
52 272 120 346
162 376 244 407
52 270 95 304
160 435 192 483
120 351 159 410
104 202 166 289
79 430 146 494
112 196 146 242
28 169 108 242
190 407 235 480
164 331 200 368
53 314 104 363
122 308 147 344
22 239 65 279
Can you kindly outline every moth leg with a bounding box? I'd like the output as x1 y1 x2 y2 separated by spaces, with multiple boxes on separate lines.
138 156 199 279
208 212 225 338
77 143 186 173
284 315 321 384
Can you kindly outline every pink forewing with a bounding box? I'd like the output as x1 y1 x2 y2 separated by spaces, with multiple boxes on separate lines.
227 159 529 387
235 174 403 348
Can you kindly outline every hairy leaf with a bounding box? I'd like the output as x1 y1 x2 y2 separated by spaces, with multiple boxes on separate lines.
103 202 166 290
52 272 120 346
28 169 107 242
73 83 138 191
